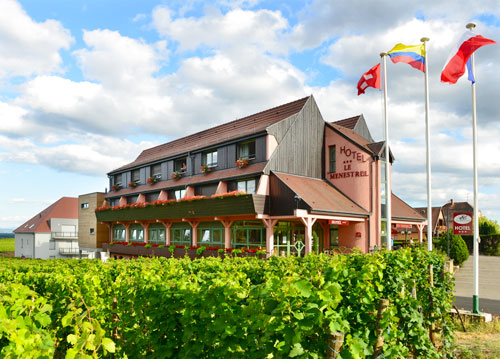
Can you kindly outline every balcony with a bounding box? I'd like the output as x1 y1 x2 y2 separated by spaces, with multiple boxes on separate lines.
59 247 89 256
51 232 78 239
95 194 267 222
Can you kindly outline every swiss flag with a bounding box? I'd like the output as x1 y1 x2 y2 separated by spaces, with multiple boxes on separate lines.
357 63 381 95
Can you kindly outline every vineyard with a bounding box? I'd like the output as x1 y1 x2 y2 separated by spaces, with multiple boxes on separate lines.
0 248 454 358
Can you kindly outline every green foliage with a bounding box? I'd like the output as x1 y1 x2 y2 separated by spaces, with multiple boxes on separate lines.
0 283 55 358
0 249 454 358
437 229 470 265
479 216 500 236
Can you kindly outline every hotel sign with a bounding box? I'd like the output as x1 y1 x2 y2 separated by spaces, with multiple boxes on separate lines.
396 223 412 229
453 213 473 235
329 145 369 180
328 220 349 226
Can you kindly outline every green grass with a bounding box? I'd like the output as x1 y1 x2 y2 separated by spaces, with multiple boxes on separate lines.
454 315 500 358
0 238 14 252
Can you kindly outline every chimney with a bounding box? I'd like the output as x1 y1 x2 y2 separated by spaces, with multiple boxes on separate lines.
450 199 454 206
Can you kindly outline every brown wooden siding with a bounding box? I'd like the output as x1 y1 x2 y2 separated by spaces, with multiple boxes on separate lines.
269 173 309 216
264 96 324 179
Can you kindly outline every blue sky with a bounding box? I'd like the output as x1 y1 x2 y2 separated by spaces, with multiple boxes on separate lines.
1 0 500 230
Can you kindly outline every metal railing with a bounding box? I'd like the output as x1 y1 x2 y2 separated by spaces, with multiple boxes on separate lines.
59 248 88 256
51 232 78 239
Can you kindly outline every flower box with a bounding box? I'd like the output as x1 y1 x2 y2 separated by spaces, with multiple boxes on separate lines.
111 184 121 191
128 181 137 188
146 176 157 185
235 158 249 168
200 165 211 174
171 171 182 180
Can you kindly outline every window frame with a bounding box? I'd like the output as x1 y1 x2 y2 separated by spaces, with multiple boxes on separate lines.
151 163 162 179
329 145 336 173
174 158 187 173
113 225 126 241
174 189 186 200
237 178 256 194
231 221 265 249
202 149 218 168
131 169 140 184
171 227 192 246
129 224 144 243
237 139 256 160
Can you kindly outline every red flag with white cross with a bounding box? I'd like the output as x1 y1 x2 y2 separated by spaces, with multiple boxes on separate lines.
357 63 381 95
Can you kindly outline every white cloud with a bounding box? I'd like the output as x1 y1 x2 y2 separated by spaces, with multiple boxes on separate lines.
0 0 73 80
152 5 289 53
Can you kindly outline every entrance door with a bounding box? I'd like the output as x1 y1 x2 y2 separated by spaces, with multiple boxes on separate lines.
274 222 306 256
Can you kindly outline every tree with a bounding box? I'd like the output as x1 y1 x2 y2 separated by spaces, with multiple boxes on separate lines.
479 216 500 236
437 229 469 266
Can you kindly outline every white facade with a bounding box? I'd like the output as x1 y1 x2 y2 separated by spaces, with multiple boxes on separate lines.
14 218 82 259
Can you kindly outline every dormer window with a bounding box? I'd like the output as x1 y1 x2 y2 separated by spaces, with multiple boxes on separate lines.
203 149 218 167
237 140 255 160
131 169 140 185
174 158 187 173
151 164 162 179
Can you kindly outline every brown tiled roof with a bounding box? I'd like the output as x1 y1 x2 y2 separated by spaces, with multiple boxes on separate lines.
273 172 369 216
442 201 473 213
14 197 78 233
414 206 442 231
110 96 310 174
105 162 267 199
333 115 361 130
392 194 425 221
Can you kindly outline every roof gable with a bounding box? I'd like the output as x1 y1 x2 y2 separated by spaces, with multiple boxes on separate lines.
110 96 311 174
14 197 78 233
332 114 374 142
392 193 425 221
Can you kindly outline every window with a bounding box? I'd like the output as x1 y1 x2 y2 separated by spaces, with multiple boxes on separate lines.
90 228 95 235
203 149 218 167
49 239 56 250
151 164 162 179
232 221 265 249
146 192 160 202
113 225 126 241
174 158 187 173
81 203 89 209
131 169 140 184
174 189 186 199
127 195 138 204
237 140 256 160
237 179 256 194
109 198 119 207
148 224 166 244
114 174 122 186
171 227 191 246
329 145 336 173
129 224 144 243
198 227 224 247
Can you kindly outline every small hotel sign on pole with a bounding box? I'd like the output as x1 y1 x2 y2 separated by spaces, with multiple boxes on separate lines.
453 213 473 235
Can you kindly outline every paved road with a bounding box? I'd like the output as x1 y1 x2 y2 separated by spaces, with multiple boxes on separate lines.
453 255 500 315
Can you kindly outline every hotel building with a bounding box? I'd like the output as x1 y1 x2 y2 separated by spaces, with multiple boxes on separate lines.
96 95 425 256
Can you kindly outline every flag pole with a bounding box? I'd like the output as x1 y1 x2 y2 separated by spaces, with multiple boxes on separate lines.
421 37 433 251
466 22 480 314
380 52 391 250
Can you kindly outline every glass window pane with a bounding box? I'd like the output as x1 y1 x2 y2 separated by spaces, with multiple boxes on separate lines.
246 180 256 194
201 230 210 243
237 181 246 192
248 229 261 244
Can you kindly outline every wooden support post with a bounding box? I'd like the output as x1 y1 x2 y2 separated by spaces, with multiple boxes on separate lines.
372 298 389 359
299 216 317 255
326 332 344 359
262 218 278 257
218 219 234 249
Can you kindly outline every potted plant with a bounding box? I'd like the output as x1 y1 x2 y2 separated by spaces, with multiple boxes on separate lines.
128 181 137 188
111 184 121 191
235 158 249 168
200 165 211 174
171 171 182 180
146 176 157 184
